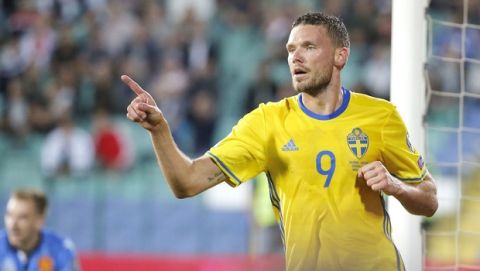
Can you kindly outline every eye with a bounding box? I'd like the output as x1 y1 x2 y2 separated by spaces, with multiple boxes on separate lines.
306 45 315 50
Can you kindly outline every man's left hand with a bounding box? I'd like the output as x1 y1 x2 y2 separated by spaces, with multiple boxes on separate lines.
357 161 401 196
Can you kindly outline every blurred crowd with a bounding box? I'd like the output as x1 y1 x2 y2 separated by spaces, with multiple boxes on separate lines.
0 0 396 178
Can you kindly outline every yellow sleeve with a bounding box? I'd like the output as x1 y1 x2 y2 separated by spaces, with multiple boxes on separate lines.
381 107 427 183
207 105 267 187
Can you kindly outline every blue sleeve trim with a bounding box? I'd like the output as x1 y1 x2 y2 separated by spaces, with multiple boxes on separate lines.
207 152 242 186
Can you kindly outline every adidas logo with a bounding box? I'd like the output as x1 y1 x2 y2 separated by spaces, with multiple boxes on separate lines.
281 139 299 151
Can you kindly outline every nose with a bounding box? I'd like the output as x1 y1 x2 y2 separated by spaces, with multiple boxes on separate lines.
290 49 304 64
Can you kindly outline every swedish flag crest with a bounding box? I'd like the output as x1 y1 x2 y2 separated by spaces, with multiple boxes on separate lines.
347 128 369 159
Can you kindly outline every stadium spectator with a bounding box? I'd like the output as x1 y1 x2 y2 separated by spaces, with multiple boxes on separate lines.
40 114 94 179
3 78 29 140
243 60 278 114
93 109 134 171
0 188 80 271
186 88 217 155
0 34 29 81
123 12 438 270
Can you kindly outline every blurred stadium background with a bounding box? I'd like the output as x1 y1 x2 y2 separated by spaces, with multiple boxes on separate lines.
0 0 478 270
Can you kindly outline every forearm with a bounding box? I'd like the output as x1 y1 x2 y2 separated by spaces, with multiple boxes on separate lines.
391 174 438 217
150 128 191 194
149 125 225 198
121 74 225 197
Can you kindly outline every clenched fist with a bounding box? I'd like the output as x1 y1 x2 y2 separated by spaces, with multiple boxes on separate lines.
357 161 401 196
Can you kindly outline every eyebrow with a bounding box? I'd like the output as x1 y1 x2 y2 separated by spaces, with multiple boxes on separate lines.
286 41 315 50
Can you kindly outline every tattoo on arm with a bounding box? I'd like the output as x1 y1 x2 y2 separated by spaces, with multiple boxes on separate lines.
207 171 227 183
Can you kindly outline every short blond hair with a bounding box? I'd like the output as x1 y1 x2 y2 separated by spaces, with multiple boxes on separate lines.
11 188 48 216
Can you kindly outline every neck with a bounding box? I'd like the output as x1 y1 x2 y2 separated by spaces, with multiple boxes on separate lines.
301 81 343 115
18 233 41 255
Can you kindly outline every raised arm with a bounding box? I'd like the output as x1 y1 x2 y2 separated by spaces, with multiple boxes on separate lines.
358 161 438 217
121 75 227 198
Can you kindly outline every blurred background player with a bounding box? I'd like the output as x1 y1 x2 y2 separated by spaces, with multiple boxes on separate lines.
0 188 80 271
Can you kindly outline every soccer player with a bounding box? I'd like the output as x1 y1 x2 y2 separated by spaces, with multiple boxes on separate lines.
0 188 80 271
122 12 438 271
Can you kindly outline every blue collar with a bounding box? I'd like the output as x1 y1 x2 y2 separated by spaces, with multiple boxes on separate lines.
298 87 350 120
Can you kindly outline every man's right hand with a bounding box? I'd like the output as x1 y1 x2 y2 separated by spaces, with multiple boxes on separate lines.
121 75 166 132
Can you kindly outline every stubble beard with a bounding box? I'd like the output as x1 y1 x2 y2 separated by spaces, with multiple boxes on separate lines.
8 229 37 251
293 67 333 96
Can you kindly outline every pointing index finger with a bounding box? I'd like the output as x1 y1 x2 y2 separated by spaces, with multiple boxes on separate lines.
121 75 146 96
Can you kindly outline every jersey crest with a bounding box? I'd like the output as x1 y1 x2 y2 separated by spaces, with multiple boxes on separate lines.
347 128 369 159
38 256 54 271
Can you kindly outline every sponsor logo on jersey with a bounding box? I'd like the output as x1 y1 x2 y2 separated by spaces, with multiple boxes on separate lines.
281 139 299 151
347 128 369 159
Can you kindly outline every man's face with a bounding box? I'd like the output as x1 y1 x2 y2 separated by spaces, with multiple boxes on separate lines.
286 24 335 95
4 197 43 250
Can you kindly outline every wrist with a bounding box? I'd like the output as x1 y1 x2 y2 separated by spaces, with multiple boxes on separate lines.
388 177 404 197
148 118 169 133
148 121 171 140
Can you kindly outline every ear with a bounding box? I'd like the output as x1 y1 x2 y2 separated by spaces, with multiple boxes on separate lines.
334 47 349 69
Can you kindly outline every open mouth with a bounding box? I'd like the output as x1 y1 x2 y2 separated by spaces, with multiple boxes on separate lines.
293 68 308 76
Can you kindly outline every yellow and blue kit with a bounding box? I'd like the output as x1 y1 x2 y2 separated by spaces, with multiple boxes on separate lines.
208 88 426 271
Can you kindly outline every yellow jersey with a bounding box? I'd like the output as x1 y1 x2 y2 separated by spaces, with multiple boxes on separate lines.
207 88 426 271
